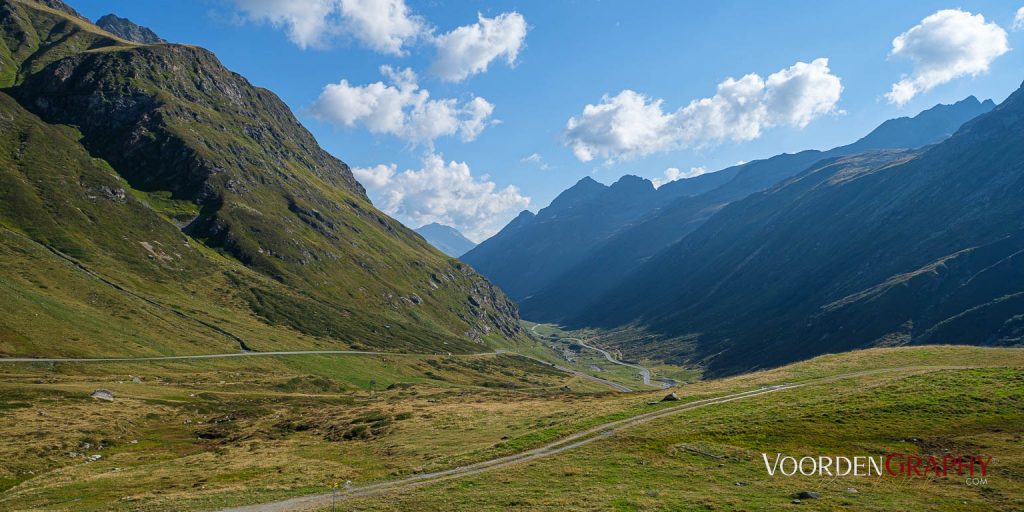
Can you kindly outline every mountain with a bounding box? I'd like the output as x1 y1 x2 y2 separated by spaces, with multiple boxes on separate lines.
95 13 165 43
0 0 523 357
415 223 476 257
462 175 677 300
574 84 1024 376
517 96 996 322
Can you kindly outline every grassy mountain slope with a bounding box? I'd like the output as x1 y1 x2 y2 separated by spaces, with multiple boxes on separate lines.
578 84 1024 375
0 0 523 357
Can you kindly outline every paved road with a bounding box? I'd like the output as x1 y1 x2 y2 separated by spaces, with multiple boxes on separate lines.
217 365 965 512
528 325 660 390
495 349 631 392
572 338 667 388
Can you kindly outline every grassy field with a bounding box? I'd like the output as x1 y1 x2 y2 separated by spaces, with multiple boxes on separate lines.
0 350 644 511
0 345 1020 511
328 346 1024 511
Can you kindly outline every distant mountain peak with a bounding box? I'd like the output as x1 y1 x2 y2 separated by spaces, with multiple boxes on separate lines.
840 95 995 153
611 174 655 191
415 223 477 257
544 176 608 214
96 14 166 44
513 209 535 221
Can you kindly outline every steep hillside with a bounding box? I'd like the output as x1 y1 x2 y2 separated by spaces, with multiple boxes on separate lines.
578 84 1024 375
520 96 995 322
0 0 523 356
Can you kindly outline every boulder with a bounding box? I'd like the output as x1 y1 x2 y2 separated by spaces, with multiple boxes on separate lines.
90 389 114 401
661 392 681 402
796 491 820 500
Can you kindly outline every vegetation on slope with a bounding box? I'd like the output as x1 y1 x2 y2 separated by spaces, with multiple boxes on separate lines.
0 0 523 357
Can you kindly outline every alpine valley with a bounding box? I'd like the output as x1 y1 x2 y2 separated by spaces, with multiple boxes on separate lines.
0 1 1022 511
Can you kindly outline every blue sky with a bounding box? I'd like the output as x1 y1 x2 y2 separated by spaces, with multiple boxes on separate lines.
73 0 1024 241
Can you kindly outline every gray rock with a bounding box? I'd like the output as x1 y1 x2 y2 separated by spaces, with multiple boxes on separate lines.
90 389 114 401
796 491 820 499
661 392 681 402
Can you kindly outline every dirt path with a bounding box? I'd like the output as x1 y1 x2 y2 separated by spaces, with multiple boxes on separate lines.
216 365 963 512
219 385 793 512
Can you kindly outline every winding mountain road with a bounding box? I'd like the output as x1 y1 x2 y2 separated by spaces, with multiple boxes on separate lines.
528 324 665 390
571 338 666 388
495 349 632 392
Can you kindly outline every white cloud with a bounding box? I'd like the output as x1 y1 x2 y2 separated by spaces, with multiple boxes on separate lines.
354 153 530 241
565 59 842 162
652 166 707 188
232 0 424 54
351 163 395 188
1013 7 1024 31
232 2 528 81
520 153 551 170
338 0 424 54
311 65 496 146
886 9 1009 105
431 12 528 82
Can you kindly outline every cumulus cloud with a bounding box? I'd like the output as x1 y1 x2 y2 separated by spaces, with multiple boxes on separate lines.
231 1 529 80
353 153 530 241
886 9 1009 105
232 0 424 54
520 153 551 170
311 65 496 146
1013 7 1024 31
564 59 842 162
431 12 528 82
652 166 707 188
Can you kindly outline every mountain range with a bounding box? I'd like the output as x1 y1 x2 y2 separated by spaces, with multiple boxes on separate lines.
463 93 1017 375
464 96 994 312
0 0 523 357
415 223 477 257
579 85 1024 375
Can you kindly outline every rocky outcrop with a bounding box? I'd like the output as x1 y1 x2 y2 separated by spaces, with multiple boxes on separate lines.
96 13 165 44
